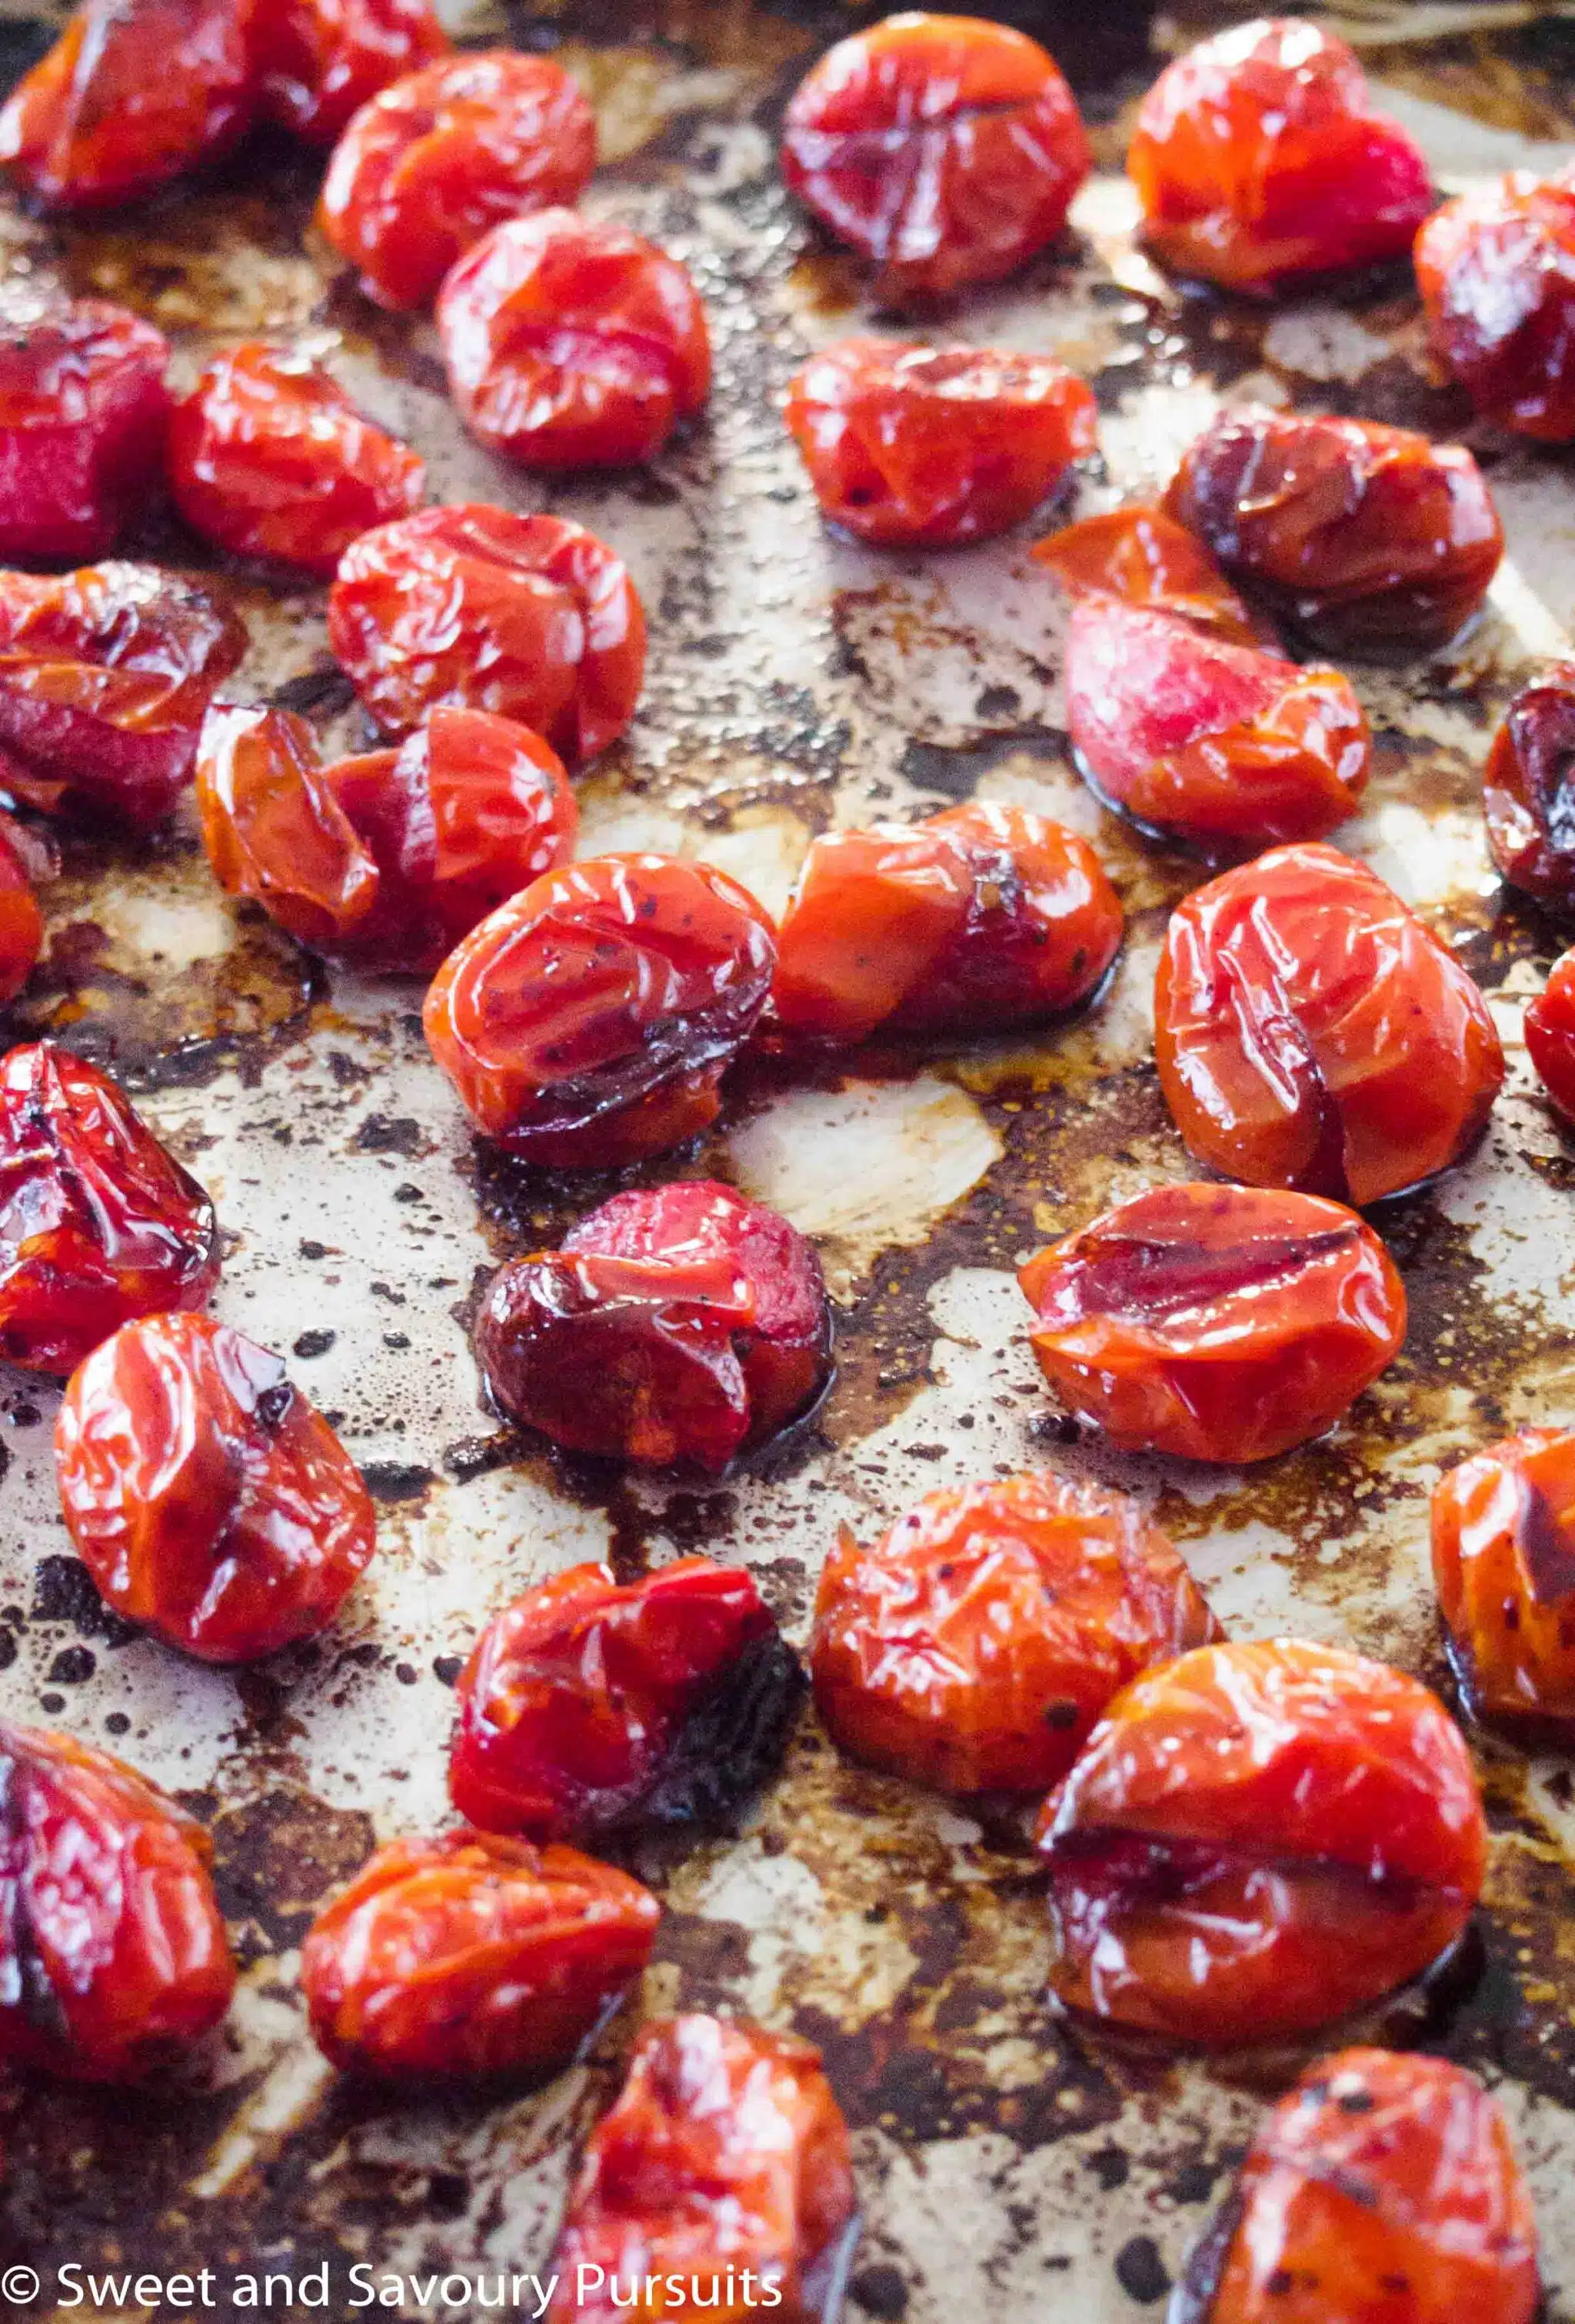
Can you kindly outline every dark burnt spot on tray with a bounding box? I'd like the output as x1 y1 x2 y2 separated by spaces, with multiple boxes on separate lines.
210 1787 378 1954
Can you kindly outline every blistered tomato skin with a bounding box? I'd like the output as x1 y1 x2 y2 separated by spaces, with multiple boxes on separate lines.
1527 949 1575 1122
1484 668 1575 910
0 289 169 565
1416 175 1575 442
438 211 711 471
781 13 1090 304
1164 407 1504 656
254 0 450 146
168 343 425 576
812 1473 1219 1796
450 1556 807 1840
0 1722 235 2082
771 802 1122 1043
0 1043 220 1377
318 51 597 312
1032 505 1263 645
1127 18 1433 296
425 859 776 1168
329 505 644 764
546 2016 858 2324
1039 1639 1487 2049
1018 1182 1405 1465
1156 842 1506 1205
301 1832 659 2083
1432 1427 1575 1738
472 1183 832 1471
784 339 1095 548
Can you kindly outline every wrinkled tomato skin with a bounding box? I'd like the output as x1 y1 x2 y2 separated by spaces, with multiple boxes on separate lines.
1032 505 1264 645
1526 947 1575 1123
1416 174 1575 442
1018 1181 1406 1465
1156 842 1506 1205
0 289 169 565
0 822 44 1001
1187 2049 1540 2324
0 1722 235 2082
781 14 1090 305
771 802 1122 1043
329 504 644 765
0 1043 220 1377
425 858 776 1168
1164 407 1504 656
168 342 425 576
318 51 596 312
784 338 1095 548
811 1472 1220 1796
254 0 450 147
1127 18 1433 297
301 1832 659 2083
546 2016 858 2324
1431 1426 1575 1739
1484 668 1575 910
438 210 711 472
472 1182 832 1470
0 0 256 212
55 1310 376 1665
450 1555 807 1841
1038 1639 1487 2049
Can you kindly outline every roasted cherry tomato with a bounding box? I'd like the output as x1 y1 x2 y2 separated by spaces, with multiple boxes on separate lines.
56 1310 376 1665
1182 2049 1540 2324
0 1042 220 1376
1038 1638 1486 2048
771 801 1121 1042
1527 945 1575 1122
253 0 450 147
0 1722 235 2082
438 210 711 472
472 1182 831 1468
1018 1182 1406 1465
0 0 256 212
0 287 169 565
1127 18 1432 297
546 2016 857 2324
1483 666 1575 911
812 1472 1219 1796
450 1556 807 1839
1164 407 1503 656
1416 173 1575 442
329 505 644 765
425 859 775 1166
168 342 425 577
1033 505 1263 646
784 338 1095 548
781 13 1090 304
0 815 45 1001
318 50 597 312
1431 1425 1575 1738
0 560 247 829
301 1832 659 2082
1156 842 1505 1204
198 702 575 973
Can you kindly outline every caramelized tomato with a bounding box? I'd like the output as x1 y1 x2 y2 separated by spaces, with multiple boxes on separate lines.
1018 1182 1406 1465
329 505 644 765
0 288 169 565
0 1042 220 1376
450 1556 806 1840
1416 172 1575 442
318 50 597 312
424 858 775 1166
0 1722 235 2082
1038 1638 1486 2048
438 210 711 472
771 801 1121 1042
812 1472 1219 1796
1127 18 1433 297
781 13 1090 303
301 1832 659 2082
1526 945 1575 1122
784 338 1095 548
1484 667 1575 910
472 1182 831 1469
1431 1425 1575 1737
0 816 44 1001
1032 505 1263 645
1155 842 1506 1204
254 0 450 147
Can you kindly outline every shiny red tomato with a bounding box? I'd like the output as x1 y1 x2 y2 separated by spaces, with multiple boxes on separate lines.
1039 1638 1486 2047
0 1722 235 2082
812 1472 1219 1796
318 50 596 311
0 816 44 1002
1484 666 1575 909
1127 18 1432 296
328 504 644 765
301 1832 659 2082
0 287 169 565
1032 505 1263 645
1018 1181 1406 1465
771 800 1122 1042
424 858 776 1166
1432 1425 1575 1737
784 338 1095 548
1156 841 1506 1203
1527 945 1575 1122
253 0 450 146
450 1556 804 1840
438 209 711 471
781 14 1090 302
1417 172 1575 441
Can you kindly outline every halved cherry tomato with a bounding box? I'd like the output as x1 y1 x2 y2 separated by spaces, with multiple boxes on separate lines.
1527 945 1575 1122
1032 505 1262 645
1417 172 1575 442
1433 1425 1575 1738
1484 667 1575 910
0 288 169 565
253 0 450 147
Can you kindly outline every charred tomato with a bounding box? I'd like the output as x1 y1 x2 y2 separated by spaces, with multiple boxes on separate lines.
1431 1425 1575 1739
1484 667 1575 911
0 288 169 565
1416 172 1575 442
1032 505 1263 645
254 0 450 147
1527 946 1575 1122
